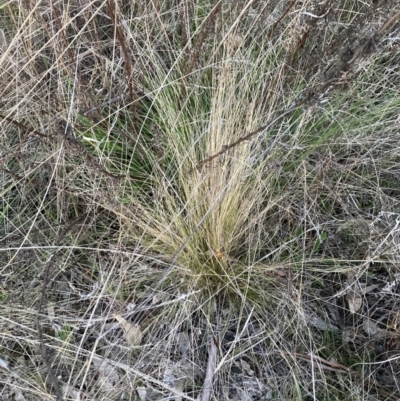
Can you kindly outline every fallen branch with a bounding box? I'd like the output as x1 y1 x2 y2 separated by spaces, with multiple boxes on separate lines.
201 336 218 401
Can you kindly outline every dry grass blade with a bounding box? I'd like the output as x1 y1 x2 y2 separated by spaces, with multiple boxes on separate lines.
0 28 6 52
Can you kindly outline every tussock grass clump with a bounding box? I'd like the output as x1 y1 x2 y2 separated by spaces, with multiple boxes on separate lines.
1 1 400 400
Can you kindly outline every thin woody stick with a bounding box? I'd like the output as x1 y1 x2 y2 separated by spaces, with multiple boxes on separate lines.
201 336 218 401
191 105 302 172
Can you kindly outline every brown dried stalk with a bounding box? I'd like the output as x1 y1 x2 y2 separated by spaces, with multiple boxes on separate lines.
50 4 77 74
0 113 125 180
288 0 333 62
191 105 303 172
200 336 218 401
376 9 400 37
185 0 222 79
107 0 137 119
267 0 300 41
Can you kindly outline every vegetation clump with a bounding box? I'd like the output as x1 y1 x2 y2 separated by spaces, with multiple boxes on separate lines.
0 1 400 400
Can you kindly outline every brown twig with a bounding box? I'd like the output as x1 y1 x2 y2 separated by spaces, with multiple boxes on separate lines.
190 105 302 172
0 112 52 140
178 0 222 109
292 352 357 375
376 9 400 37
50 4 76 68
185 0 222 80
289 0 333 62
0 113 125 180
107 0 137 120
267 0 300 41
201 336 218 401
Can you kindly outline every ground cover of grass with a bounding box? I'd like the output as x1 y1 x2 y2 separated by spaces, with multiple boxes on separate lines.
1 1 400 400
